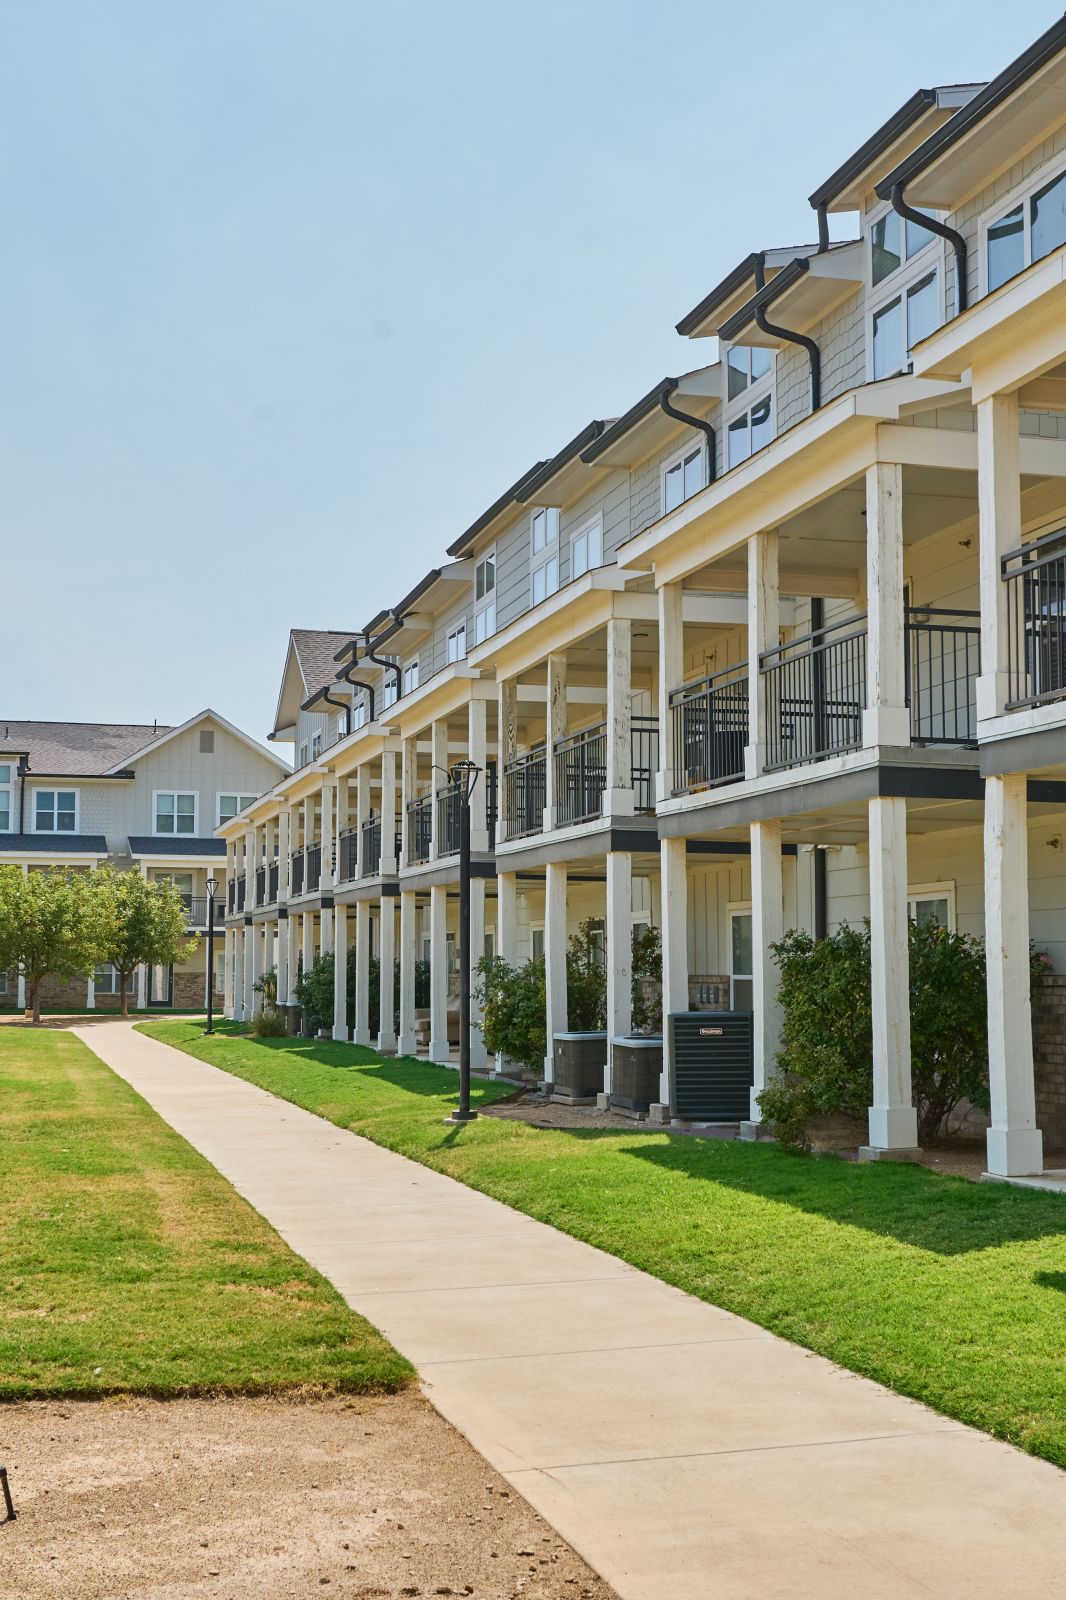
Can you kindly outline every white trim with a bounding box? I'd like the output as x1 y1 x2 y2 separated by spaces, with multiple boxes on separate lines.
865 200 946 381
446 618 467 663
152 789 199 837
103 708 289 777
31 786 79 834
907 880 956 931
977 150 1066 300
474 546 497 644
570 514 604 582
727 900 753 1011
402 659 420 696
0 760 13 833
216 791 258 828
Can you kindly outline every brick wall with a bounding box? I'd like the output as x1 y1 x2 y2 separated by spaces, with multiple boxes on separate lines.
1033 975 1066 1147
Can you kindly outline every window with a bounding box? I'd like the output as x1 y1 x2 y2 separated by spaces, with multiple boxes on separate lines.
870 208 936 287
94 962 135 996
218 793 256 825
403 661 419 696
724 346 774 469
298 740 310 767
214 952 225 996
868 202 941 379
0 764 11 833
531 507 559 554
730 907 753 1011
571 516 603 580
530 509 559 608
871 269 939 379
0 970 7 998
155 791 196 835
532 554 558 605
531 926 545 960
907 883 955 931
35 790 77 832
447 621 466 663
381 675 398 709
311 731 323 759
663 445 706 512
352 698 368 730
474 548 496 643
986 167 1066 293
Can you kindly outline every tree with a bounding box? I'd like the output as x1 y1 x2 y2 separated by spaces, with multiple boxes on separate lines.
0 866 109 1024
93 869 199 1019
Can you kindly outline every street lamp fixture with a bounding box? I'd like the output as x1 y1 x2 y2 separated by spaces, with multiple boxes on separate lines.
205 874 219 1036
447 759 481 1124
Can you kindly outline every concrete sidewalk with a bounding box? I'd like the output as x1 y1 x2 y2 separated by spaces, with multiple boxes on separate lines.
74 1022 1066 1600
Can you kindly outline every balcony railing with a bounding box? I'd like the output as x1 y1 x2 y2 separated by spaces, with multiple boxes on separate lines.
486 759 498 843
290 850 304 897
406 796 432 865
236 878 246 912
669 665 748 795
339 826 358 882
554 725 606 826
306 842 321 893
906 607 981 744
631 717 659 813
762 614 868 771
504 750 547 839
255 865 266 907
435 783 462 856
361 813 381 877
227 880 236 914
183 895 226 928
1003 528 1066 710
268 860 279 903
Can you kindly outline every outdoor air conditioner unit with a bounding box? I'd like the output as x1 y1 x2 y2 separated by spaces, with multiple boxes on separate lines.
669 1011 754 1122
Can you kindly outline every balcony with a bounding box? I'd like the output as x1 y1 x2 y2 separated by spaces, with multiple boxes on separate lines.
236 878 246 912
339 826 358 883
503 750 547 839
435 783 462 856
361 814 381 877
227 880 237 914
669 664 748 795
306 842 322 893
291 850 304 897
255 865 266 907
1003 528 1066 710
406 796 432 866
486 759 498 843
268 860 279 903
552 719 661 826
183 894 226 928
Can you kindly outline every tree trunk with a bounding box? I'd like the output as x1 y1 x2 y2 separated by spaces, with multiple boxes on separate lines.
31 976 41 1026
120 978 130 1021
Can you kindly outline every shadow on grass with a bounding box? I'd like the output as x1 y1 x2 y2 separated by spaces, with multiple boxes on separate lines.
1034 1270 1066 1293
618 1136 1066 1257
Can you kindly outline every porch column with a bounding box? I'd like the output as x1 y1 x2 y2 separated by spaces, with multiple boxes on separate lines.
277 807 290 903
230 928 242 1020
495 871 518 1077
301 904 313 979
605 616 633 816
861 796 919 1157
86 971 95 1010
863 462 910 748
469 698 489 851
497 678 518 844
353 900 371 1045
745 530 779 779
429 884 450 1064
332 904 349 1041
659 836 689 1113
984 774 1043 1175
401 734 418 868
605 850 633 1097
544 652 567 831
657 580 683 802
243 921 254 1019
469 876 488 1068
244 824 256 917
250 913 262 1008
397 889 418 1055
543 861 568 1083
320 781 335 892
976 394 1021 723
377 895 397 1053
741 820 783 1138
276 909 290 1010
223 927 235 1018
355 764 371 874
302 796 314 883
379 752 398 877
429 721 449 859
320 888 334 958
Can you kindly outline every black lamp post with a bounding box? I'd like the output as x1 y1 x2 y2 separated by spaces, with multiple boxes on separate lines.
204 875 219 1035
447 758 481 1124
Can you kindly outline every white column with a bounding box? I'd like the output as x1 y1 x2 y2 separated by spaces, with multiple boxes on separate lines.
495 870 518 1077
605 851 633 1097
353 900 371 1045
230 929 242 1020
861 796 919 1157
86 972 95 1010
745 531 779 779
301 905 313 978
657 581 683 802
659 837 689 1112
401 734 418 867
863 462 910 748
605 616 633 816
320 781 335 891
320 899 334 958
379 752 398 876
244 824 256 912
243 922 254 1019
355 765 371 875
469 698 489 850
976 394 1021 723
377 895 396 1052
250 913 262 1009
428 884 450 1063
469 876 488 1068
543 861 568 1082
223 927 235 1018
276 911 290 1010
984 774 1043 1176
544 653 567 831
398 889 418 1055
277 808 290 902
741 820 784 1137
497 678 517 844
332 905 349 1041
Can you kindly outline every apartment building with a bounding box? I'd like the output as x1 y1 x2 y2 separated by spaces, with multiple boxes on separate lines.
0 712 287 1010
222 15 1066 1184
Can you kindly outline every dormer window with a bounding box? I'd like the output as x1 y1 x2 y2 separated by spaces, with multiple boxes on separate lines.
663 443 707 511
352 697 368 730
381 675 398 710
571 515 603 579
985 165 1066 294
724 346 773 470
447 621 466 662
868 202 940 380
403 660 419 695
531 509 559 605
474 549 496 643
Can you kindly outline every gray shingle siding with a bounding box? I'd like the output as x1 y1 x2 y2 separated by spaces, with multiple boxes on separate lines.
953 124 1066 309
493 509 534 632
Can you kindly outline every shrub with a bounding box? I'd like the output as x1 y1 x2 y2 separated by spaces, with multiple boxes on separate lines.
475 954 547 1074
631 923 663 1033
250 1004 287 1037
567 919 607 1031
252 965 278 1008
294 953 335 1034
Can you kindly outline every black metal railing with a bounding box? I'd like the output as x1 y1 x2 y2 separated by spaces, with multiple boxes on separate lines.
486 759 498 843
290 850 304 897
361 813 381 877
406 796 432 865
630 716 660 812
435 783 463 856
906 607 980 744
268 860 279 903
669 665 748 795
503 750 547 839
255 865 266 907
554 724 607 826
183 895 225 927
227 880 236 914
1004 528 1066 710
339 826 358 882
237 877 246 912
306 842 321 892
762 614 867 770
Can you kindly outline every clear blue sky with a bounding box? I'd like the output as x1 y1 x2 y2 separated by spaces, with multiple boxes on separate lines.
2 2 1057 742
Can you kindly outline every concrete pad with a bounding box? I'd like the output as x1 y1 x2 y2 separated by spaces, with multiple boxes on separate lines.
72 1023 1066 1600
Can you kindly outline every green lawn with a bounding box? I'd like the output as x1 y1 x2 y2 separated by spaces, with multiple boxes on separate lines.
142 1020 1066 1468
0 1027 411 1399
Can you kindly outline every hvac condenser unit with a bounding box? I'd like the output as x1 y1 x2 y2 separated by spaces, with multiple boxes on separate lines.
669 1011 754 1122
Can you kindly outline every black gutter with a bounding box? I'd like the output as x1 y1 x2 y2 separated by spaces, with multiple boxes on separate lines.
876 19 1066 200
514 420 607 503
581 377 678 463
447 460 549 558
658 386 717 485
720 259 822 412
676 252 765 337
318 684 351 736
391 567 442 619
808 87 939 212
337 653 375 726
363 629 402 701
889 181 969 314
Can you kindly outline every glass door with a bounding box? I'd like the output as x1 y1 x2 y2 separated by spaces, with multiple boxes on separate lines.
730 909 754 1012
148 963 173 1007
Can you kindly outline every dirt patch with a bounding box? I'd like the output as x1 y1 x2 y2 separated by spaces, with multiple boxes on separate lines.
482 1092 643 1133
1 1391 615 1599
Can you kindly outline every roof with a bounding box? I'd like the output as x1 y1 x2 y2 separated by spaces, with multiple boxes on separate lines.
128 836 227 857
290 631 358 695
0 833 108 854
514 421 608 502
675 246 822 339
581 379 678 463
0 721 171 776
808 85 984 212
717 242 863 345
446 461 549 558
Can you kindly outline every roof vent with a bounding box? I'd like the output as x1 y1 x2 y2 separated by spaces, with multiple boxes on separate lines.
199 730 215 754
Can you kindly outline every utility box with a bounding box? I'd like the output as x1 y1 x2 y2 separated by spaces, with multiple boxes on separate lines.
669 1011 754 1121
610 1036 663 1113
552 1031 608 1101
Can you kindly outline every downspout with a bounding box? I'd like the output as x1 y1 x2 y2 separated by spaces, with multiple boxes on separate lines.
815 202 830 254
659 387 717 485
320 685 351 736
337 648 375 726
17 756 28 834
889 181 967 314
754 297 821 412
363 631 402 702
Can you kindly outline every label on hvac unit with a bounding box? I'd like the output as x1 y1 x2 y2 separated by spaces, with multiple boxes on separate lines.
699 1026 724 1037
